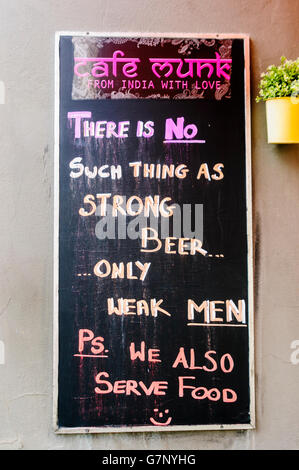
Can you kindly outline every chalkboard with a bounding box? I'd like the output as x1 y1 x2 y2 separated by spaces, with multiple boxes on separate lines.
54 33 254 432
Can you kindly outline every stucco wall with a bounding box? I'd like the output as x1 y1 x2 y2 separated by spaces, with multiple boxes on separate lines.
0 0 298 450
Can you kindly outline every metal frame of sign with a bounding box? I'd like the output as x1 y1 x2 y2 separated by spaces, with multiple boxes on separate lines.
53 32 254 433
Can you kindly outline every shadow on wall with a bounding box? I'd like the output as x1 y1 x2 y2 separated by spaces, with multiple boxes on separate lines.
273 144 299 169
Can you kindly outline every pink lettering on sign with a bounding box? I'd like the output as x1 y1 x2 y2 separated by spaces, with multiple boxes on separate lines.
94 372 168 396
149 409 172 426
74 50 140 78
67 111 92 138
149 53 232 81
74 51 232 82
67 111 131 139
164 117 206 144
73 329 108 359
178 376 237 403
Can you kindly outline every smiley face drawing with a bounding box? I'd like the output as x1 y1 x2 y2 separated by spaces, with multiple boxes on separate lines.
149 408 172 426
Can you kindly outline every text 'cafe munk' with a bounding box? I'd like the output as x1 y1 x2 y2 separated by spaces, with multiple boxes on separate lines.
74 49 232 89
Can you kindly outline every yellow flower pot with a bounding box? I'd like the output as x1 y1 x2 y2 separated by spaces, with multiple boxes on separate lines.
266 97 299 143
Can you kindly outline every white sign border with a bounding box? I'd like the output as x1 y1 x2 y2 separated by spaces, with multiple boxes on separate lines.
53 31 255 434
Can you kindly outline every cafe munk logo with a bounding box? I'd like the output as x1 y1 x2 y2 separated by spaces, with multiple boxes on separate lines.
72 37 233 100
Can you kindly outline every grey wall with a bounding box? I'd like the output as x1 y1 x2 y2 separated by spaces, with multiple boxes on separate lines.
0 0 298 450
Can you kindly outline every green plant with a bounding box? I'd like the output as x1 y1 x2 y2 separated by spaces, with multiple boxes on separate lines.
256 56 299 102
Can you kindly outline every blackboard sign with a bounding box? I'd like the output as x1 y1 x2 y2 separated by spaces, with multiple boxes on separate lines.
54 33 254 432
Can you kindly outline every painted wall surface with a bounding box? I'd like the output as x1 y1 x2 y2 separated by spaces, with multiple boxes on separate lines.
0 0 298 450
